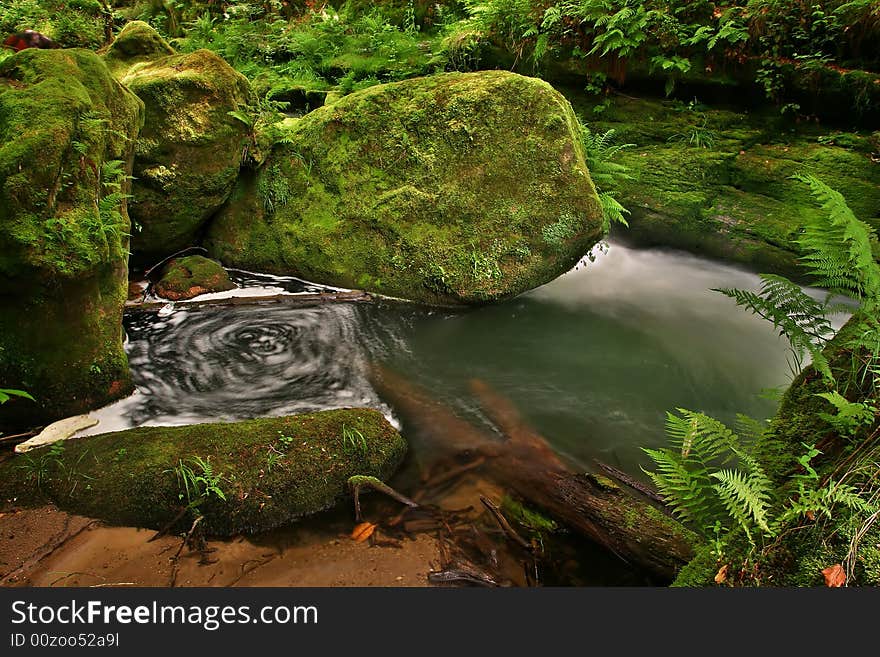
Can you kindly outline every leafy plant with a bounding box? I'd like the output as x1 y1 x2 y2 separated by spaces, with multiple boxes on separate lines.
578 124 632 231
170 456 227 512
716 274 836 380
718 175 880 385
815 391 877 437
667 120 717 149
643 409 773 544
17 442 65 490
644 410 877 550
0 388 33 404
647 176 880 562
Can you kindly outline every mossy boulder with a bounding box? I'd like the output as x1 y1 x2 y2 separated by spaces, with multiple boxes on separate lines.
205 71 604 305
0 49 144 430
0 409 407 535
154 255 235 300
111 33 253 260
103 20 175 74
566 93 880 278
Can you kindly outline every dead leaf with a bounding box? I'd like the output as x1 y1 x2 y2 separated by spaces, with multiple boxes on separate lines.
821 563 846 587
714 564 729 584
351 522 377 543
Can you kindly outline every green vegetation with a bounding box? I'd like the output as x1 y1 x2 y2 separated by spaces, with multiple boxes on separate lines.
0 409 407 535
108 30 253 259
3 1 878 122
0 388 33 404
0 0 111 49
153 255 235 300
0 48 142 429
170 455 228 515
1 1 878 587
205 70 604 304
570 92 880 276
646 176 880 585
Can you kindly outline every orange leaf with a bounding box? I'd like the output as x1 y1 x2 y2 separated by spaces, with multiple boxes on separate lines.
351 522 377 543
714 564 729 584
821 563 846 587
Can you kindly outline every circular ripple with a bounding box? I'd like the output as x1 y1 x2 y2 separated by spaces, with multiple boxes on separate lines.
122 304 392 426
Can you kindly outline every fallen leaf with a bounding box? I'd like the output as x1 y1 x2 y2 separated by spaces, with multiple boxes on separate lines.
821 563 846 587
714 564 729 584
351 522 377 543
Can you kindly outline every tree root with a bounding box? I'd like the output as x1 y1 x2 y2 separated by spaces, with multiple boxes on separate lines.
348 475 418 522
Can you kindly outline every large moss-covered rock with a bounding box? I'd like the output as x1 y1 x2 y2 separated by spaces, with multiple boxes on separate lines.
0 409 407 535
109 27 252 260
154 255 235 300
205 71 604 305
566 93 880 278
0 49 144 430
103 20 175 74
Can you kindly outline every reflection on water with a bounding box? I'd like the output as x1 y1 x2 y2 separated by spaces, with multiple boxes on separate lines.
86 243 838 477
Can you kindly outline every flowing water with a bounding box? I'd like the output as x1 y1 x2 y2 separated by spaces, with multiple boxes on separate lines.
86 242 833 479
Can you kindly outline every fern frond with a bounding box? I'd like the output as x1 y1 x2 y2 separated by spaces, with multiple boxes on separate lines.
642 448 710 524
598 192 629 229
711 467 773 537
794 173 880 302
716 274 834 380
734 414 768 443
665 409 739 464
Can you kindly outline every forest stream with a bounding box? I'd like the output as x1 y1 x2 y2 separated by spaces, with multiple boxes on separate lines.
0 242 843 588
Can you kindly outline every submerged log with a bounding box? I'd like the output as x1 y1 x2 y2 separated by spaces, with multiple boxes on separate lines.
372 367 697 582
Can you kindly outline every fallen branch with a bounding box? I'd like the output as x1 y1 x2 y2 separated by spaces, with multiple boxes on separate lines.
348 475 418 522
480 496 532 551
372 366 697 582
129 289 372 313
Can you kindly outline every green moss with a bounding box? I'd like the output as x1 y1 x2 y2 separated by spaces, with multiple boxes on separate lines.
0 49 142 430
206 71 604 305
0 409 407 535
154 255 235 300
113 47 254 260
674 315 880 587
103 21 175 76
671 543 720 587
565 92 880 277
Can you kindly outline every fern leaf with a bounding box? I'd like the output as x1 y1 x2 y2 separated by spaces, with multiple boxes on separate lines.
711 467 773 537
794 173 880 302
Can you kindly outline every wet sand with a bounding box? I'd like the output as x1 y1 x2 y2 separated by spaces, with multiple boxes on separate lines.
1 505 439 587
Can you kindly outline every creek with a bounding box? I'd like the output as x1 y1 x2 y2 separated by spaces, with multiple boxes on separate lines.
86 242 823 478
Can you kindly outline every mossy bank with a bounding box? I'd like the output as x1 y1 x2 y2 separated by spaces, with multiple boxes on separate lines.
206 71 604 305
0 409 407 535
566 93 880 278
0 48 143 430
673 316 880 587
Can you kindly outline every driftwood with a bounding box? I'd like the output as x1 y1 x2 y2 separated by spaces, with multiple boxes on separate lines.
372 367 697 582
128 289 372 313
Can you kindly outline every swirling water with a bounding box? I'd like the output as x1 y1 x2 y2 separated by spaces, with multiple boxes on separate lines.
86 243 837 477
